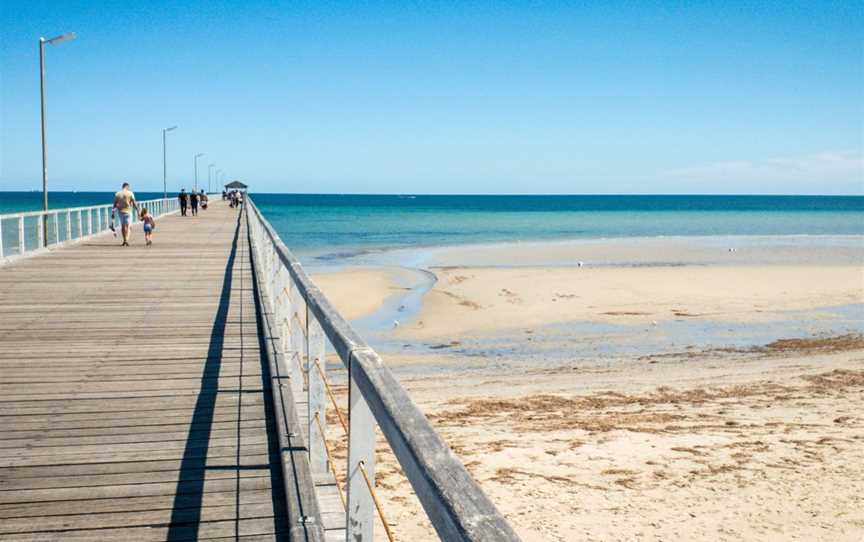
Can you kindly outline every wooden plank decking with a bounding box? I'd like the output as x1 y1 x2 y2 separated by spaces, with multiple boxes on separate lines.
0 202 298 540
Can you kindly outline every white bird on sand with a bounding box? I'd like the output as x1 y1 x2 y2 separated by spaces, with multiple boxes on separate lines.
577 261 584 268
393 320 400 328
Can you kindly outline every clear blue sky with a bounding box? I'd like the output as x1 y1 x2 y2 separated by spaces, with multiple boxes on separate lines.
1 1 862 194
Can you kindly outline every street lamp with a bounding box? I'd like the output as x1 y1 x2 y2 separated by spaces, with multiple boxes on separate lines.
208 164 215 193
39 31 76 246
194 153 204 192
162 126 177 200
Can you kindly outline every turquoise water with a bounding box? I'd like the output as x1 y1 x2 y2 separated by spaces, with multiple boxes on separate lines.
4 191 861 362
252 194 864 259
3 192 862 259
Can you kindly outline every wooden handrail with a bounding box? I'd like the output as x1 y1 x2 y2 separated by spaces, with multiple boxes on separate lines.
245 196 520 542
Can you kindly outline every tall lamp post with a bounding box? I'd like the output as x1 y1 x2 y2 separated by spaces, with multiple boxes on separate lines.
194 153 204 192
39 31 76 246
162 126 177 201
208 164 215 194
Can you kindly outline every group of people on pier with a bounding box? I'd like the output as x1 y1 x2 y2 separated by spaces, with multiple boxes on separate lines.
223 189 244 208
178 189 208 216
109 181 238 248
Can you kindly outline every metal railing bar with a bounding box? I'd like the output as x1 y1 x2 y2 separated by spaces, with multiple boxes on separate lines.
0 197 177 221
1 197 182 265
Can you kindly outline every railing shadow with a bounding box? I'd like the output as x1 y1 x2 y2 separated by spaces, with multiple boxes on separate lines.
248 244 291 539
166 210 240 541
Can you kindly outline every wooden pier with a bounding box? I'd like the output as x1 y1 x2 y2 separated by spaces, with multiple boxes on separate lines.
0 199 519 541
0 202 298 540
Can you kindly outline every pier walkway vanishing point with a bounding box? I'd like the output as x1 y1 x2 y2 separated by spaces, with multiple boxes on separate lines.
0 199 520 541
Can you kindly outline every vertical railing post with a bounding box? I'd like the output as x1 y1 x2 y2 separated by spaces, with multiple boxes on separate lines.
87 209 93 236
274 263 290 379
270 241 278 297
307 308 326 476
17 216 25 255
266 240 274 298
288 274 304 397
347 357 375 541
65 210 72 241
53 212 59 245
76 211 82 239
37 215 44 249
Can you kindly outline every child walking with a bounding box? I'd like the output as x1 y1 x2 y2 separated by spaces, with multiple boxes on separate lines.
140 208 156 246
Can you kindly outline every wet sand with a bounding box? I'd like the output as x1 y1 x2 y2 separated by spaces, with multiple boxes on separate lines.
310 236 864 541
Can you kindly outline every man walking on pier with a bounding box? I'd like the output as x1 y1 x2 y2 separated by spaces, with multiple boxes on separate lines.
190 191 200 216
178 189 189 216
112 182 139 247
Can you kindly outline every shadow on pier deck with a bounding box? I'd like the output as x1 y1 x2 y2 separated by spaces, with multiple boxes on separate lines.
0 202 308 540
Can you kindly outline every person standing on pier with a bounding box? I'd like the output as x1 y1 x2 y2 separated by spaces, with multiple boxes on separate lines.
178 189 189 216
190 191 200 216
112 182 139 247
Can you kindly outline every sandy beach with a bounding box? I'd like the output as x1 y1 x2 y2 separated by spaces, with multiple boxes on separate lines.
311 236 864 541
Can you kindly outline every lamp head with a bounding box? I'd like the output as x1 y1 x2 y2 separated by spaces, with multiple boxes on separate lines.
47 32 76 45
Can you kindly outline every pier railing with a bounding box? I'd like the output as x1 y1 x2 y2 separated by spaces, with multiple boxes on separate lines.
0 196 180 264
245 196 520 542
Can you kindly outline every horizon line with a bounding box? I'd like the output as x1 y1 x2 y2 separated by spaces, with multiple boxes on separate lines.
2 190 863 198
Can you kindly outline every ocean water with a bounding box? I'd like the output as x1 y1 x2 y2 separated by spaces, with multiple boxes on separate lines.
3 192 863 259
4 191 862 362
252 194 864 260
0 191 171 214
